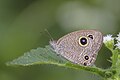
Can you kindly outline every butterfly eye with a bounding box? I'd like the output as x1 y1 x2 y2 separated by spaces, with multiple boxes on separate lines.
88 35 93 39
79 36 88 46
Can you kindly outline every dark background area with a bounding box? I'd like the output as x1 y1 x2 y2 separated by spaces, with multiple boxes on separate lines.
0 0 120 80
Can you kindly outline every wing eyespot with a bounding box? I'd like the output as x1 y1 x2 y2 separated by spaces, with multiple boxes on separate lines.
83 62 87 66
87 34 93 39
84 55 89 60
78 36 88 46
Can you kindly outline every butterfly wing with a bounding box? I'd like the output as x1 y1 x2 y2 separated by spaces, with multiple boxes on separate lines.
50 30 103 66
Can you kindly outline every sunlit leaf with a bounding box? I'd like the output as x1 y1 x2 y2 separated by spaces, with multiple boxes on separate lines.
7 45 69 66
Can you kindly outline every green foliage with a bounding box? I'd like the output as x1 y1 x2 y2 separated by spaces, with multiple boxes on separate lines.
7 45 69 66
7 45 102 74
7 33 120 80
7 45 114 78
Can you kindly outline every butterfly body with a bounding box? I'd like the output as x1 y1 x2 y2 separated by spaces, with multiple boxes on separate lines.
50 30 103 66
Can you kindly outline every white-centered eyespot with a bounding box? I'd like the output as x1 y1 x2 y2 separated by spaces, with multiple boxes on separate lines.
79 36 88 46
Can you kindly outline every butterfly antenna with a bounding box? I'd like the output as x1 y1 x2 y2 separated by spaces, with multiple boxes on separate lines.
44 29 54 41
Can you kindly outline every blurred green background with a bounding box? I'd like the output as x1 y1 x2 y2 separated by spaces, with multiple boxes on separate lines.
0 0 120 80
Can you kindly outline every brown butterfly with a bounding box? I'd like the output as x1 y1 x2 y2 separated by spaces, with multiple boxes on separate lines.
50 30 103 66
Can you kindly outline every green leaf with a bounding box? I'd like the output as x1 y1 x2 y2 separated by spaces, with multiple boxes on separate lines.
6 45 115 78
115 54 120 79
111 49 119 68
6 45 69 66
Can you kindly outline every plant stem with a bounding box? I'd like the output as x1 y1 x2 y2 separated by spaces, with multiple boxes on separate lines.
65 63 116 78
